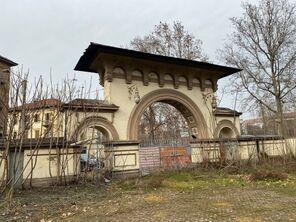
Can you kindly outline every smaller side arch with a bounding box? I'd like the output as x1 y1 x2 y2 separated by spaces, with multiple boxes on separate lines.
71 116 119 141
214 120 239 139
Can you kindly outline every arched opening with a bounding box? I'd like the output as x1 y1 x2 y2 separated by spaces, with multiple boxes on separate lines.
127 89 208 141
78 125 108 172
72 116 119 172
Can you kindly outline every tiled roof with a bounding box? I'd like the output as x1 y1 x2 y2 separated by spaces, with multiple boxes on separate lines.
74 43 242 79
64 98 119 110
10 98 119 112
0 137 81 150
11 99 62 111
0 55 17 66
242 112 296 126
214 107 242 117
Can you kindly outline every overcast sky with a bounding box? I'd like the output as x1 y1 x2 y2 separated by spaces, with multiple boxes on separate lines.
1 0 264 115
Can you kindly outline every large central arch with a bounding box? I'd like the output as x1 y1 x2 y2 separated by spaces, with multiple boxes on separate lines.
127 89 209 140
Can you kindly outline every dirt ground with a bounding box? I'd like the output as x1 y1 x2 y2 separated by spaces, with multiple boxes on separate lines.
1 170 296 222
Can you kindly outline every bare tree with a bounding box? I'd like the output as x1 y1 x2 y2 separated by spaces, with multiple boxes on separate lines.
130 21 207 142
139 102 189 145
220 0 296 137
0 69 110 204
131 21 207 61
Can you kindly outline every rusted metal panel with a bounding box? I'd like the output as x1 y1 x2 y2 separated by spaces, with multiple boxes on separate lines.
160 147 191 168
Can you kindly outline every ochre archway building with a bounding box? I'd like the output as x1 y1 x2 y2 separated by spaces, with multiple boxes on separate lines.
74 43 242 174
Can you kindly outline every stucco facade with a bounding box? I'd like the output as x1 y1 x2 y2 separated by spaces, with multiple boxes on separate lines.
0 138 81 187
75 43 242 142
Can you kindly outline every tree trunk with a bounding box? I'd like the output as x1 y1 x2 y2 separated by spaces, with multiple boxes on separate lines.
276 96 286 138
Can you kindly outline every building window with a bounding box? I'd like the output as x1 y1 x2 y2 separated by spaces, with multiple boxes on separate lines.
35 130 40 138
81 147 87 154
75 112 79 121
45 113 50 121
0 128 3 138
12 114 18 125
34 114 40 122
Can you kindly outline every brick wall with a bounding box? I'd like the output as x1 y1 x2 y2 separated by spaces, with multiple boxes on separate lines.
0 62 11 137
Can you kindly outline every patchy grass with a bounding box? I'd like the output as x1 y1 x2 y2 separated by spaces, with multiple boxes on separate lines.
1 169 296 221
249 169 288 181
158 170 247 191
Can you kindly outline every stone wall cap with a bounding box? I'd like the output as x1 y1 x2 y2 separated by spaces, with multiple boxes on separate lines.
0 137 81 150
104 140 140 146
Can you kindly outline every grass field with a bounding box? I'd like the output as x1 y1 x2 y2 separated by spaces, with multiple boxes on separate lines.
1 168 296 222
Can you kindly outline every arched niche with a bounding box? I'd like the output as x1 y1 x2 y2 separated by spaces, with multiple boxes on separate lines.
164 74 175 85
132 70 143 82
113 67 126 76
178 76 189 87
205 79 214 90
214 120 239 139
219 127 236 139
192 77 201 87
148 72 159 83
164 73 177 88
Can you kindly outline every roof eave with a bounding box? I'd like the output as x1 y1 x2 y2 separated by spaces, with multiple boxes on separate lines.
74 43 242 78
